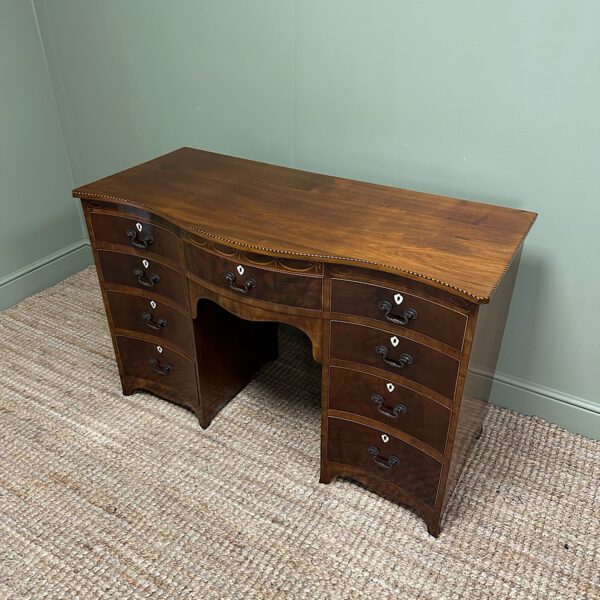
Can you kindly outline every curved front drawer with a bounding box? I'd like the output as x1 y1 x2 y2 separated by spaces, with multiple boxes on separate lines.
98 250 187 308
116 335 198 408
183 241 323 310
330 278 467 350
327 417 442 508
107 291 193 356
90 212 180 263
328 367 450 453
330 321 459 400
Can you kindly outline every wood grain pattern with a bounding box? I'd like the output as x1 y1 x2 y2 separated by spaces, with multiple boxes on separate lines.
73 147 537 302
116 335 199 409
327 417 442 508
184 239 323 310
329 321 460 399
328 366 451 454
90 212 181 263
106 290 193 356
74 149 537 538
330 278 467 350
98 250 187 308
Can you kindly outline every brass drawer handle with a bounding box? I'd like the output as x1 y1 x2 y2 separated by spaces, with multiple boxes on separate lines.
375 345 414 369
141 312 168 330
368 446 400 469
371 394 407 418
127 229 154 249
224 271 256 294
148 358 173 375
377 301 418 326
132 268 160 288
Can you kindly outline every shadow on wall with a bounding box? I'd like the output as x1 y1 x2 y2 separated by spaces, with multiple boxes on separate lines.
496 245 550 386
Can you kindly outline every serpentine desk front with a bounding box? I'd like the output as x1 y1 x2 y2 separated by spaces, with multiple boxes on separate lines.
73 147 537 536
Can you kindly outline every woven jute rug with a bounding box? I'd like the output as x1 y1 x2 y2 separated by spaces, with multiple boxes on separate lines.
1 268 598 599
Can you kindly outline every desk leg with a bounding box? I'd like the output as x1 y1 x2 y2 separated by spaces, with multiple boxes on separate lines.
193 299 278 428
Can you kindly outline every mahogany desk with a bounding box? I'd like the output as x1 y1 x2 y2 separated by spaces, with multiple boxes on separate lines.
73 148 536 536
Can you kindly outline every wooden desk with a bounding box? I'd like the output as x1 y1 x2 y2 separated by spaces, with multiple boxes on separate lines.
73 147 536 536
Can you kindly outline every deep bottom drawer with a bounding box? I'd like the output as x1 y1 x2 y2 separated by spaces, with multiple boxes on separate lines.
327 417 442 508
116 336 198 408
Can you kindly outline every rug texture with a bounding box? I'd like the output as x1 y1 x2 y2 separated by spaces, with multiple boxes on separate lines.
1 268 598 600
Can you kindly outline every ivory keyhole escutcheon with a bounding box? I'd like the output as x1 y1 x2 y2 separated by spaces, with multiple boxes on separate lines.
381 434 390 443
394 293 403 305
390 336 399 347
386 382 395 392
142 259 149 269
150 300 157 309
237 265 245 276
157 345 163 354
136 222 143 232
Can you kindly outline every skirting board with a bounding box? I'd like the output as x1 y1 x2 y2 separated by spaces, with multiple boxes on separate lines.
0 240 93 310
471 368 600 441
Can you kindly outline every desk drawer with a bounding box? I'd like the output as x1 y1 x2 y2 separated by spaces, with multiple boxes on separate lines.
327 417 441 508
330 279 467 350
330 322 459 400
116 336 198 408
98 250 188 308
91 212 180 264
184 242 322 310
107 291 193 356
328 367 450 454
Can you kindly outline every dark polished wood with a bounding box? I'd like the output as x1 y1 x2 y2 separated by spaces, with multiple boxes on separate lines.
98 250 187 308
184 239 323 310
328 366 450 454
329 321 459 400
74 147 537 537
327 417 442 508
90 212 181 263
193 299 278 428
116 335 198 409
107 290 193 356
330 278 467 350
74 147 536 302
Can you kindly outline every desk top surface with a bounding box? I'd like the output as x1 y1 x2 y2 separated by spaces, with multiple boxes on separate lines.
73 147 536 303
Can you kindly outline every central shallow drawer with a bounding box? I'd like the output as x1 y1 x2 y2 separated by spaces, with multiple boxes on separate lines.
327 417 442 508
330 321 459 400
184 242 322 310
90 212 180 263
98 250 187 308
116 336 198 408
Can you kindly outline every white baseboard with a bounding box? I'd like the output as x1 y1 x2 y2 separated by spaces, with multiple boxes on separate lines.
0 240 93 310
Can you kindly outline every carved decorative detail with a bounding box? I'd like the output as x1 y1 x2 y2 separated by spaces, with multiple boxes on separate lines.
191 236 323 276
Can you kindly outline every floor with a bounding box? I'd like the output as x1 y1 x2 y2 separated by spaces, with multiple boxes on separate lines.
1 268 598 599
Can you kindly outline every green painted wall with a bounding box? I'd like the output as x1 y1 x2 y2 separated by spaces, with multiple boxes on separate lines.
0 0 91 309
26 0 600 437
